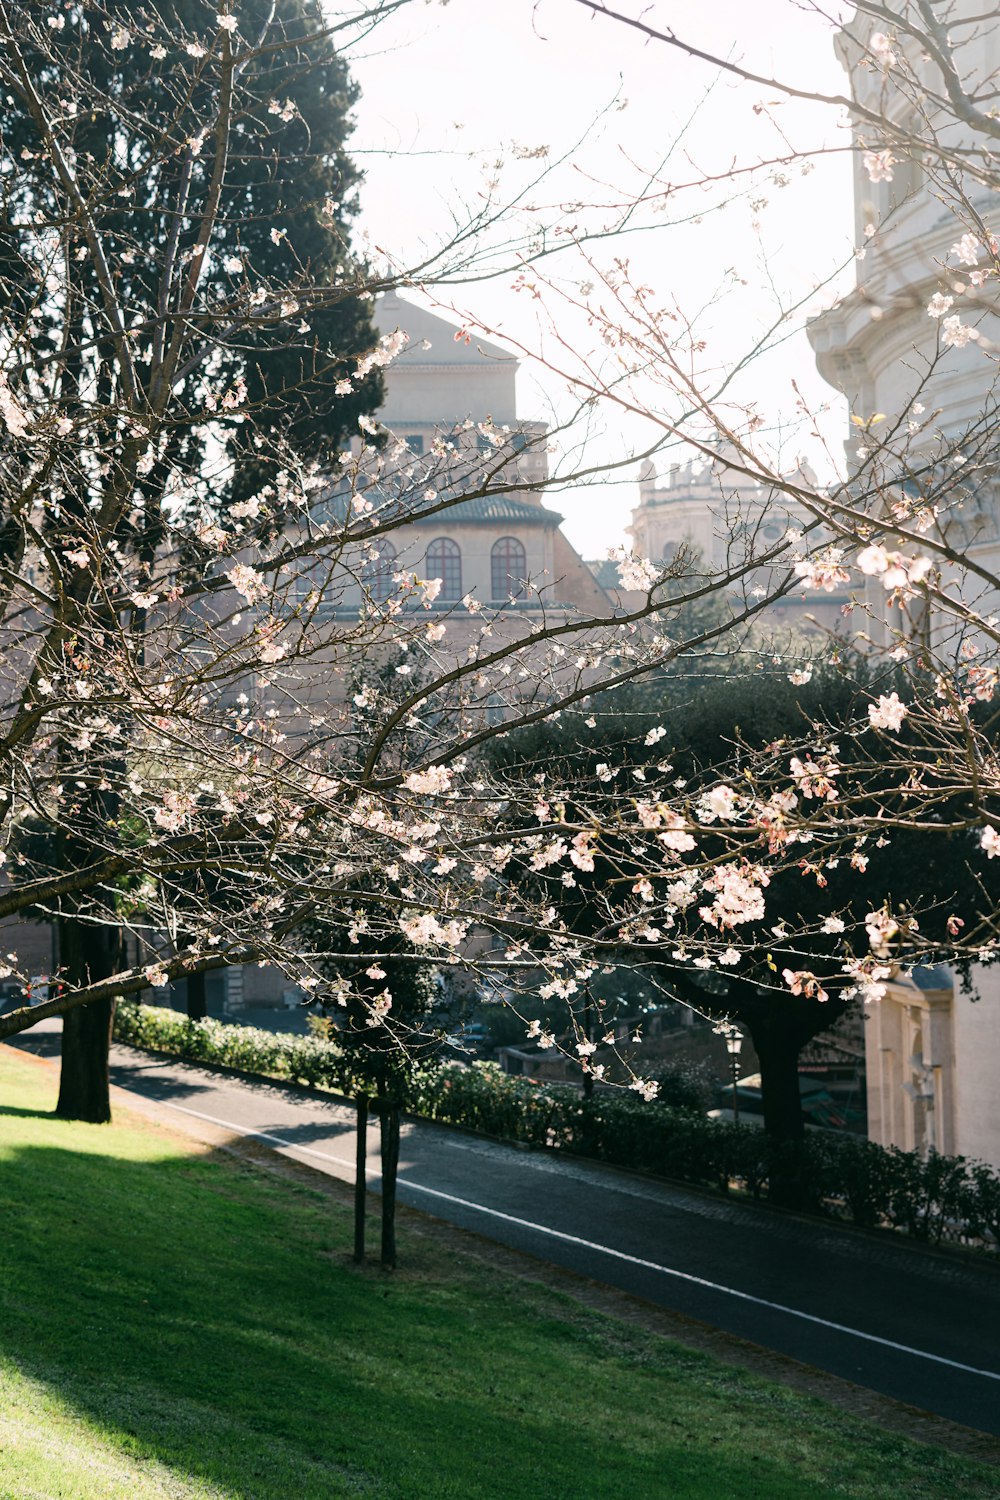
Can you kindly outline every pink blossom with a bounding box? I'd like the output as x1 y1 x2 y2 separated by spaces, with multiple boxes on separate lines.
657 810 696 853
793 553 851 592
570 832 595 871
782 969 829 1002
862 150 894 183
226 563 265 603
0 372 28 436
951 232 981 266
868 31 896 67
404 765 453 796
699 863 769 928
868 692 907 732
790 753 839 801
865 909 899 949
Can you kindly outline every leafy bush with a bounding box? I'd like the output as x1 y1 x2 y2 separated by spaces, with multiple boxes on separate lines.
114 1005 999 1251
114 1001 354 1092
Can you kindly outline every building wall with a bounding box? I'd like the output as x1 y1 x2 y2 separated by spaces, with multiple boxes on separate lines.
865 976 956 1159
807 7 1000 532
865 969 1000 1171
627 456 848 633
952 965 1000 1168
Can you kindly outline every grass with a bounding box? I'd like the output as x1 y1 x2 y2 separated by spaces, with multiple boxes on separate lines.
0 1049 997 1500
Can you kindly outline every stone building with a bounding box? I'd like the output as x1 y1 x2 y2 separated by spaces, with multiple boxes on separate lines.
625 451 848 633
161 293 617 1014
865 967 1000 1171
808 4 1000 1167
366 291 612 620
808 3 1000 602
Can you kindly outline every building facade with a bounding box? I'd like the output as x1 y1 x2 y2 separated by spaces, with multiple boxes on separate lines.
866 967 1000 1170
368 291 612 619
625 452 848 633
809 6 1000 1168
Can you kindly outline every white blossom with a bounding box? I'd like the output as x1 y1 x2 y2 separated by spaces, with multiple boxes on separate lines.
951 232 982 266
862 150 894 183
868 692 907 732
981 825 1000 859
941 315 980 348
404 765 453 796
226 563 266 603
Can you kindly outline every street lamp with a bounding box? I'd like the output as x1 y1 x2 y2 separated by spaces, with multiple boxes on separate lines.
724 1028 744 1124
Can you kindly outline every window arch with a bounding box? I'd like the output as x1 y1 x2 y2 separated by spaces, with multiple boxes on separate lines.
491 536 527 600
361 540 397 603
426 537 462 600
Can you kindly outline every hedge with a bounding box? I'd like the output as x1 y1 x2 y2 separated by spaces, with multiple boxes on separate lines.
114 1002 1000 1250
113 1002 354 1092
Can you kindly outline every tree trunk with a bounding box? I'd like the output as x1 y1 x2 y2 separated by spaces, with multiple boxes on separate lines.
354 1093 369 1263
753 1025 805 1142
56 915 123 1123
378 1086 400 1270
186 970 207 1021
57 994 116 1123
750 1022 807 1208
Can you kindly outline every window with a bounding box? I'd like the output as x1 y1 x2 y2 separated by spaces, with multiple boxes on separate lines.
491 536 527 600
425 537 462 600
404 435 424 455
362 540 397 603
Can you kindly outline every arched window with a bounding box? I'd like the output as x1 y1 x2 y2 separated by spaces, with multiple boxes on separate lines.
361 540 398 603
491 536 527 600
425 537 462 600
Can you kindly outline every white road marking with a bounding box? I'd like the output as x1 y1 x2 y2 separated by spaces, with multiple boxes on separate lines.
133 1092 1000 1386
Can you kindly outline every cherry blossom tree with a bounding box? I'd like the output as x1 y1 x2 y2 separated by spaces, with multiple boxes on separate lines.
0 0 774 1126
7 0 1000 1159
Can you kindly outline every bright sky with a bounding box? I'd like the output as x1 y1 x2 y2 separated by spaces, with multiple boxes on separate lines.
344 0 858 555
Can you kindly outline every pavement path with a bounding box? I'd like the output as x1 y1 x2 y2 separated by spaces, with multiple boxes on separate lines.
10 1022 1000 1438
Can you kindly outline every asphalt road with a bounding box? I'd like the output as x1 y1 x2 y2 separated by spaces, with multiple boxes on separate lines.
11 1024 1000 1436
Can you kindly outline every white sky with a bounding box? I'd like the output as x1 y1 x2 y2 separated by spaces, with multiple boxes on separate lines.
344 0 858 555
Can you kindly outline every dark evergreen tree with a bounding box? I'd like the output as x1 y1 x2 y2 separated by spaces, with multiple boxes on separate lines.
0 1 383 1119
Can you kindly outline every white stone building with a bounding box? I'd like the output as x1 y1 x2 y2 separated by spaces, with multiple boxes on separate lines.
626 452 847 633
866 967 1000 1169
809 5 1000 1168
367 291 611 618
808 2 1000 599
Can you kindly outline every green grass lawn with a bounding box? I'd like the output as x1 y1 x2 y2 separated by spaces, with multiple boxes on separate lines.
0 1048 996 1500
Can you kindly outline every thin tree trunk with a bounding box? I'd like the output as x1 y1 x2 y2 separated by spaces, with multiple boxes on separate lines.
354 1092 369 1263
582 981 594 1100
378 1085 400 1270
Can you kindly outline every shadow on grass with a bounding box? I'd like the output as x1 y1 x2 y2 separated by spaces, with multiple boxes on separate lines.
0 1104 56 1121
0 1125 986 1500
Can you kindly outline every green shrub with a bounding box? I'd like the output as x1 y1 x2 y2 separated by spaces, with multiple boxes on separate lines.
113 1001 353 1092
113 1004 999 1252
